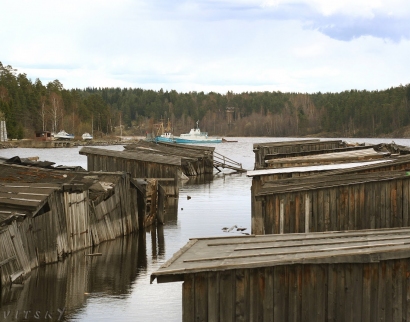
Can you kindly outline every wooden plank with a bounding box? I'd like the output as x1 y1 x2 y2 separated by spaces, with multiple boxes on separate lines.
219 270 234 322
234 269 248 322
288 265 301 322
327 264 337 321
324 189 330 231
339 186 347 230
377 261 387 321
312 190 318 233
403 180 409 227
182 274 195 322
285 196 290 234
294 193 300 233
344 264 353 321
406 260 410 322
250 268 264 321
289 195 296 234
304 194 310 233
280 199 284 234
318 190 324 232
351 263 363 322
208 272 219 322
391 180 398 227
397 179 403 229
380 182 387 229
194 273 208 322
264 267 274 321
392 260 403 322
274 266 286 321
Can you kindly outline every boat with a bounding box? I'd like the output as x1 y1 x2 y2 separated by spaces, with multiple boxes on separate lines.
82 132 93 140
154 120 176 143
174 121 222 144
53 130 75 140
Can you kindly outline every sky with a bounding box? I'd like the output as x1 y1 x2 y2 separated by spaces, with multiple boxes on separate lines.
1 0 410 94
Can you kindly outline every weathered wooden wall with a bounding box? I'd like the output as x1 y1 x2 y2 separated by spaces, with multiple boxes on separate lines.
0 171 139 286
126 140 216 176
182 259 410 322
253 140 343 169
80 147 183 181
253 171 410 235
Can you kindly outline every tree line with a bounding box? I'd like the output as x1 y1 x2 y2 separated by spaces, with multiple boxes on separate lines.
1 61 410 139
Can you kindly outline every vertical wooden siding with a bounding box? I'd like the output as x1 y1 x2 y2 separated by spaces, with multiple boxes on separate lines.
254 176 410 235
254 141 342 169
183 259 410 322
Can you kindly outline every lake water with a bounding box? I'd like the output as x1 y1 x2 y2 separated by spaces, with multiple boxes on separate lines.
0 137 408 321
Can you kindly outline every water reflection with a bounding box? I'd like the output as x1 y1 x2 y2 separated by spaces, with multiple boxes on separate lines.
0 231 166 321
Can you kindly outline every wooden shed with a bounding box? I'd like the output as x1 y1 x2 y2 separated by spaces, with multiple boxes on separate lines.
152 228 410 322
249 155 410 235
0 163 139 285
264 147 390 168
253 139 346 170
251 170 410 235
79 146 184 182
124 140 216 176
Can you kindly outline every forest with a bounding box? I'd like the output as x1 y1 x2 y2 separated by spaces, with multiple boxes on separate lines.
1 61 410 139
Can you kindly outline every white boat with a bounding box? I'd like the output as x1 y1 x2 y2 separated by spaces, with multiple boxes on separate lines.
174 121 221 144
54 130 74 140
82 132 93 140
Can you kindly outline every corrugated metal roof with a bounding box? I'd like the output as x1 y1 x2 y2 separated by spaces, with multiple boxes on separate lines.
151 227 410 283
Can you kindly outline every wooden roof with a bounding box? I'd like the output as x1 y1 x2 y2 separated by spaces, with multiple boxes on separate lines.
247 160 390 177
151 227 410 283
79 146 182 166
0 182 60 216
256 170 410 196
124 140 213 159
264 148 389 166
253 139 321 149
252 139 342 150
150 140 215 152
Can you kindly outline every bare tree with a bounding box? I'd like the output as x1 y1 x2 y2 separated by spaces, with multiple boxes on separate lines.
49 92 64 133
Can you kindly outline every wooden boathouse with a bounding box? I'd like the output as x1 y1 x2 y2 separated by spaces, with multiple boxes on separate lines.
124 140 217 176
0 163 139 285
79 146 184 180
253 139 350 169
249 154 410 235
124 140 245 174
152 228 410 322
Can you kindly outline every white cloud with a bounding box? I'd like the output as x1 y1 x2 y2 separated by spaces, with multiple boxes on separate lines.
1 0 410 93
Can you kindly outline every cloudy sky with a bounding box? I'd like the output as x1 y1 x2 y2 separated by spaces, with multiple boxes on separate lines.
1 0 410 94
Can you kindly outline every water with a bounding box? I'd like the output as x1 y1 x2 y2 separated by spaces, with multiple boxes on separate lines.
0 137 407 321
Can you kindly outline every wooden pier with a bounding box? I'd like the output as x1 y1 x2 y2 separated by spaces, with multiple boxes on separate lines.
152 228 410 322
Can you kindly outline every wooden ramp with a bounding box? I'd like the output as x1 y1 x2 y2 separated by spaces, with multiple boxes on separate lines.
213 151 246 173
